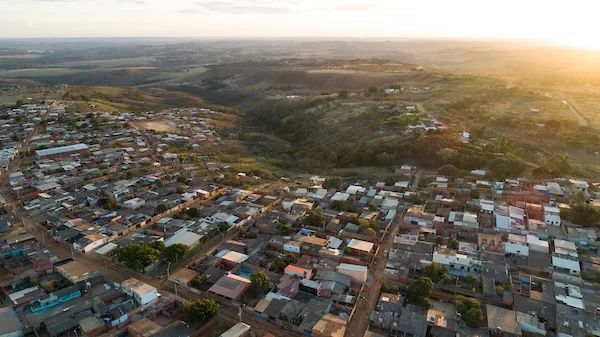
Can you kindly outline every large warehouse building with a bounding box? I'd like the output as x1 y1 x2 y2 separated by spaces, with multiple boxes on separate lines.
35 144 90 160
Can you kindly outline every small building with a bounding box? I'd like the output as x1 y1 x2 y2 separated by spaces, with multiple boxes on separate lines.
220 322 251 337
347 239 374 256
0 307 24 337
74 233 108 253
285 264 313 279
123 198 146 210
336 263 368 284
122 278 158 308
208 273 251 301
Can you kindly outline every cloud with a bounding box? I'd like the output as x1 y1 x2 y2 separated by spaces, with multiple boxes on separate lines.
117 0 146 4
185 0 369 15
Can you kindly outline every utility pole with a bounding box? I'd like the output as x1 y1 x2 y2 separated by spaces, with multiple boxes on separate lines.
167 261 171 279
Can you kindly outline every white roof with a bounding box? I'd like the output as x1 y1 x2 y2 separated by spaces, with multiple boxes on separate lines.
347 239 374 252
546 182 564 195
495 214 511 229
221 251 249 264
337 263 367 272
36 143 88 157
331 192 350 201
552 256 581 271
95 242 118 255
436 177 448 183
394 181 409 188
164 228 202 247
346 185 366 195
554 239 577 251
471 169 487 176
527 235 549 248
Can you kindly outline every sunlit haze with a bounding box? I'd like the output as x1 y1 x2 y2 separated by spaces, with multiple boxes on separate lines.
1 0 599 49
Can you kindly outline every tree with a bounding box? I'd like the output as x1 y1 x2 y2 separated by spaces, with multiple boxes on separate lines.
305 209 325 228
187 207 200 218
331 200 355 212
15 99 24 107
98 196 118 211
464 307 483 328
176 185 188 194
185 298 219 324
425 262 448 282
418 234 425 241
464 275 478 289
570 191 587 205
495 285 504 296
338 90 350 99
448 239 459 250
156 179 166 187
434 235 446 246
149 241 166 252
571 203 600 228
277 223 292 235
323 176 343 189
544 154 572 176
439 164 458 177
116 244 160 272
532 166 552 179
164 243 189 263
189 276 205 289
368 204 379 211
442 273 453 285
250 270 271 295
470 189 480 199
456 296 483 328
407 277 433 308
156 203 168 214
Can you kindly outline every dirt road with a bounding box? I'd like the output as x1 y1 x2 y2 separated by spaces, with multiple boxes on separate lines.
562 99 588 126
344 173 421 337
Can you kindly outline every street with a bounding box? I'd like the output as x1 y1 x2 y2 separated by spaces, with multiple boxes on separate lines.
344 171 420 337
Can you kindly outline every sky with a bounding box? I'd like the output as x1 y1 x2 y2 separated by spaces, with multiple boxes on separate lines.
1 0 600 49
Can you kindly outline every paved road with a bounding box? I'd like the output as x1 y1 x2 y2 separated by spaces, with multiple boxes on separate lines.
562 99 588 126
344 172 421 337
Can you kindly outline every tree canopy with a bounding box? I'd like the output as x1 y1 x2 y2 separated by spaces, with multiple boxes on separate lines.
250 270 271 295
323 176 343 189
424 262 448 283
184 298 219 324
116 243 160 272
456 295 483 328
305 208 325 228
407 277 433 308
164 243 189 263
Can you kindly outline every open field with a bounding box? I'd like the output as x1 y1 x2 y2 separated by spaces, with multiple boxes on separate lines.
130 120 178 132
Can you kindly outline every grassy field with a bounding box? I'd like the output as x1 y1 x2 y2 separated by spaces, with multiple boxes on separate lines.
130 120 178 133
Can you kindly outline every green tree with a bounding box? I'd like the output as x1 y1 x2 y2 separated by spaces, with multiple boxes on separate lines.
470 189 480 199
116 244 160 272
407 277 433 308
424 262 448 283
156 179 166 187
544 154 573 176
189 276 204 289
368 204 379 211
571 203 600 228
176 185 188 194
434 235 446 246
184 298 219 324
418 234 425 241
323 176 343 189
464 307 483 328
532 166 552 179
149 241 166 252
277 223 292 235
187 207 200 218
338 90 350 99
164 243 189 263
98 196 118 210
156 203 168 214
365 228 377 237
464 275 479 289
439 164 458 177
448 239 459 250
305 209 325 228
250 270 271 296
331 200 355 212
442 274 453 285
570 191 587 205
495 285 504 296
15 99 24 107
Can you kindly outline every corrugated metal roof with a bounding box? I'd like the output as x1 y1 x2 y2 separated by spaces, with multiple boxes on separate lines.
36 143 89 157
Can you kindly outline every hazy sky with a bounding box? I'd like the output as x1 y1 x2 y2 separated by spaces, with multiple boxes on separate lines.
1 0 599 48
